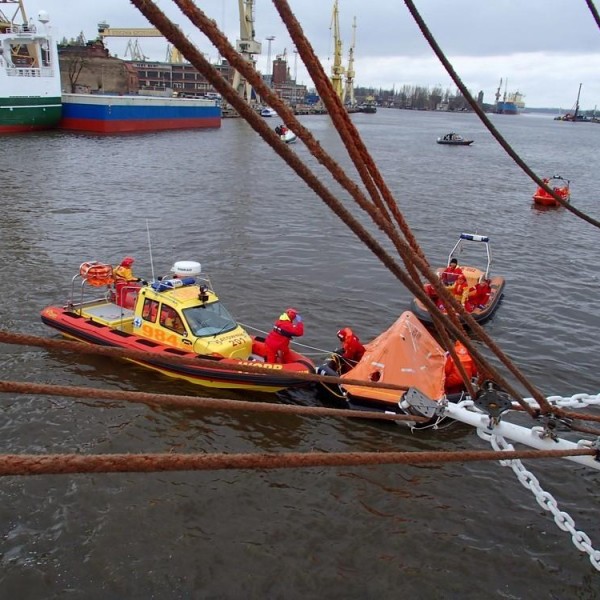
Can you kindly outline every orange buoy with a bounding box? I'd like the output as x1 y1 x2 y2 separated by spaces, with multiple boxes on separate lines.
79 262 114 287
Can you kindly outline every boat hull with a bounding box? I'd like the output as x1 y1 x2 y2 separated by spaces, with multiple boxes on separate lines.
59 93 221 134
411 275 505 324
0 97 62 133
41 305 314 392
436 139 473 146
532 190 570 207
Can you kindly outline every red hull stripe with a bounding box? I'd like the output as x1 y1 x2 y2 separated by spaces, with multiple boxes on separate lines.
59 117 221 134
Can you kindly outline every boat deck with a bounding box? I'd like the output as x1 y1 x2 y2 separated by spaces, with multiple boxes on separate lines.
80 302 135 326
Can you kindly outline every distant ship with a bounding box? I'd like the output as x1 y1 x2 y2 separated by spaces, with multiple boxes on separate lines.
494 79 525 115
0 0 62 134
60 93 221 134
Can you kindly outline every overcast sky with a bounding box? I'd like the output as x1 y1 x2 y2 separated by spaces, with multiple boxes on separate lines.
20 0 600 109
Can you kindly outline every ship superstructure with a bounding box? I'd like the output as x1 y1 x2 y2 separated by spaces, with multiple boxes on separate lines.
0 0 61 133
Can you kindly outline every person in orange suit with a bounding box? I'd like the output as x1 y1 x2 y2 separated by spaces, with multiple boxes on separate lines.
452 274 469 303
444 340 477 394
335 327 366 372
264 308 304 364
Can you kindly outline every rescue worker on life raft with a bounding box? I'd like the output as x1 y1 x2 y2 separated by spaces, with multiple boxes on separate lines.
334 327 366 373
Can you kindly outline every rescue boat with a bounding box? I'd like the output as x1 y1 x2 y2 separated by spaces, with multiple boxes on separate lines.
411 233 505 324
532 175 570 207
315 311 474 423
40 260 314 393
275 124 297 144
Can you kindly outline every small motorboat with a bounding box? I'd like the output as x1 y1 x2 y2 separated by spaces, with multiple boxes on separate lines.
411 233 505 324
436 132 474 145
275 124 297 144
532 175 570 207
315 311 475 423
40 260 314 393
260 106 277 117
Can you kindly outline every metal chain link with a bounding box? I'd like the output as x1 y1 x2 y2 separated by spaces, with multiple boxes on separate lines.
523 393 600 409
476 428 600 571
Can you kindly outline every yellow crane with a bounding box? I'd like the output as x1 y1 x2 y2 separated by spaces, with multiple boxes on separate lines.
97 21 183 63
0 0 26 30
231 0 262 103
343 16 356 106
329 0 344 101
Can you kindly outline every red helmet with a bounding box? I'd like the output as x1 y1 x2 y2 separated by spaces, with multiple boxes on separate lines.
337 327 352 341
121 256 135 267
286 308 298 320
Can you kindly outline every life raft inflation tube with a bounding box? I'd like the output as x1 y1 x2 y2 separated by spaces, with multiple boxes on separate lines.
79 261 114 287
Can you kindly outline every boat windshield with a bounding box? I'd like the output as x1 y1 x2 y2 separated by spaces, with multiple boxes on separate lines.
183 301 238 337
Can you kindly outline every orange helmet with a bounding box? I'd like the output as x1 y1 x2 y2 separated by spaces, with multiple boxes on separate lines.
121 256 135 267
286 308 298 320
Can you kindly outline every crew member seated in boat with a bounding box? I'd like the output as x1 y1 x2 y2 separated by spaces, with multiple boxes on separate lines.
452 274 469 303
160 306 186 335
441 258 463 286
464 278 492 312
113 256 142 309
444 340 477 395
264 308 304 364
335 327 366 373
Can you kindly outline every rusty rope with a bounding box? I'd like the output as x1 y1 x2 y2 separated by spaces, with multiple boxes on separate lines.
0 379 429 424
403 0 600 227
0 447 595 477
128 0 557 418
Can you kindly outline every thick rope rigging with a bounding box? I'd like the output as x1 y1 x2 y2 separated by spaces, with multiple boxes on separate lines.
127 0 591 421
0 447 594 477
403 0 600 227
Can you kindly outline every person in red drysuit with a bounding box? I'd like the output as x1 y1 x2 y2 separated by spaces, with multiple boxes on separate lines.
264 308 304 364
465 279 492 312
444 340 477 394
441 258 463 286
113 256 141 308
335 327 366 372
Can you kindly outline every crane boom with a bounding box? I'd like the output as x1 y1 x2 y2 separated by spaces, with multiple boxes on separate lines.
343 16 356 106
231 0 262 104
330 0 344 100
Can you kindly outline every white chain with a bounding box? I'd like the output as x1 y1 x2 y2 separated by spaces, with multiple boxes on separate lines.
523 393 600 409
477 428 600 571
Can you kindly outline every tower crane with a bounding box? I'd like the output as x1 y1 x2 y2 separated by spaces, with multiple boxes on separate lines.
97 21 183 63
494 78 502 105
343 16 356 106
231 0 262 104
329 0 344 101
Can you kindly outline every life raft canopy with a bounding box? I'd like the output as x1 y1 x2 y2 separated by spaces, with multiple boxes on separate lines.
171 261 202 277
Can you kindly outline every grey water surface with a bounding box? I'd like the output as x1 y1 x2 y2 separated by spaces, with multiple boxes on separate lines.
0 109 599 599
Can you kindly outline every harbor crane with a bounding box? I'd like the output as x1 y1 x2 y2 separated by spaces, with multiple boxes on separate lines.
97 21 183 63
343 16 356 106
0 0 27 30
329 0 344 100
231 0 262 104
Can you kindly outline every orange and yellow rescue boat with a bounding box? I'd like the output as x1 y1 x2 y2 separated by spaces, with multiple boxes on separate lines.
41 260 314 393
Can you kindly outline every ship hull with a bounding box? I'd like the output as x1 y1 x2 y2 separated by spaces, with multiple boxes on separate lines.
60 93 221 134
0 97 62 133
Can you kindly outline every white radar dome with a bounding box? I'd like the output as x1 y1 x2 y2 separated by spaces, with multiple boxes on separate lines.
37 11 49 24
171 261 202 277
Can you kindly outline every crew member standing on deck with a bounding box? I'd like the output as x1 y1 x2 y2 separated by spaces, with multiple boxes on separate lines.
264 308 304 364
113 256 141 308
